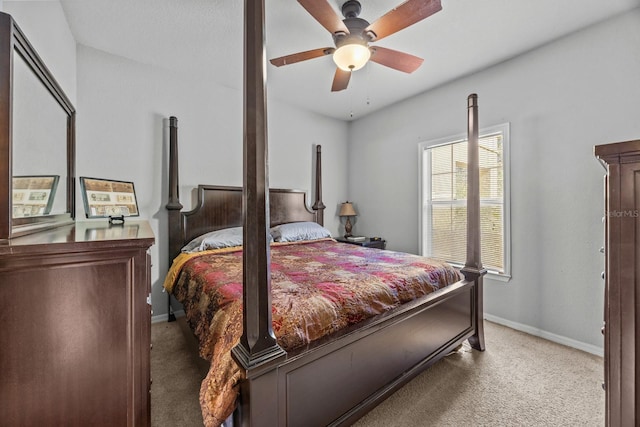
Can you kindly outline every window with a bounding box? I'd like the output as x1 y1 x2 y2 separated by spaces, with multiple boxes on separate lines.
419 123 510 280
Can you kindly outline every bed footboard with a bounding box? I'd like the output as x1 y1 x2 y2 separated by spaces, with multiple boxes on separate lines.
235 279 479 427
284 281 476 426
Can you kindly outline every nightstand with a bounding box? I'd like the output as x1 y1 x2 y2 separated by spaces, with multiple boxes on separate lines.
335 237 386 250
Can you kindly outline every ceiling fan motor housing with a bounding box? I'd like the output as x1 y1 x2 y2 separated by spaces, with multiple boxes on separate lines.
333 17 371 48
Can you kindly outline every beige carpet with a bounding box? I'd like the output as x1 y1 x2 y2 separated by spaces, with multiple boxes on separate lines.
151 320 604 426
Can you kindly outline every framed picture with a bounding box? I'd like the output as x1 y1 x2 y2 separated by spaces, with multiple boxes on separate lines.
12 175 60 218
80 177 140 219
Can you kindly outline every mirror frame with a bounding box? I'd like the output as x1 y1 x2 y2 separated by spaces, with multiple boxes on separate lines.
0 12 76 240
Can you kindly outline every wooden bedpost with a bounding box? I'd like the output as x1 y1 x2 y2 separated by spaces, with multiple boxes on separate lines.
461 93 486 351
166 116 182 322
231 0 286 424
312 145 326 225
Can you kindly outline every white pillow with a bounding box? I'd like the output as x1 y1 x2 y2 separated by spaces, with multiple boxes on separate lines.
270 221 331 243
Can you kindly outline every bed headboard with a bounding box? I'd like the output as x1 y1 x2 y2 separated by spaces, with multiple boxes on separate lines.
176 185 317 253
166 117 325 262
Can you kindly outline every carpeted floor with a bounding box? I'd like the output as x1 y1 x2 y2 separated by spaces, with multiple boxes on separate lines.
151 320 604 426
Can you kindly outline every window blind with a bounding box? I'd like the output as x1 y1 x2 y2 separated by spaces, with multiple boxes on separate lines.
424 132 504 272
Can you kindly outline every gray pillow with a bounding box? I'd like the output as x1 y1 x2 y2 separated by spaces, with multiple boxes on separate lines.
270 221 331 243
181 227 244 253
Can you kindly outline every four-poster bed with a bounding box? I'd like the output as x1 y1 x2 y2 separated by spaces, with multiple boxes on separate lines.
163 1 485 426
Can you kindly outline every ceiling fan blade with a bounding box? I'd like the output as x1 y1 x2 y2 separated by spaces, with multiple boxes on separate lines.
270 48 334 67
298 0 350 35
366 0 442 42
331 68 351 92
369 46 424 73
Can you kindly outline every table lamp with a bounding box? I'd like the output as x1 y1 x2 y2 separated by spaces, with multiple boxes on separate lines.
339 201 357 237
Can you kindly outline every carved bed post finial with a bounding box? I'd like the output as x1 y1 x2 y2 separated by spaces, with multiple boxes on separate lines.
312 145 326 225
461 93 486 352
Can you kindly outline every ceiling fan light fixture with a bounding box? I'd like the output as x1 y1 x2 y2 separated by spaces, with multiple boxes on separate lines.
333 43 371 71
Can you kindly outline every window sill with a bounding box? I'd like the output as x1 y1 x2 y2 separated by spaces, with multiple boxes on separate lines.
486 271 511 282
451 263 511 283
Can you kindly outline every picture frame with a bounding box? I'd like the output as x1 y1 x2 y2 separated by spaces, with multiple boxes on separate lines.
12 175 59 218
79 176 140 220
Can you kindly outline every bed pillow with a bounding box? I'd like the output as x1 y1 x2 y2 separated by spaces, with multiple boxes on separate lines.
181 227 244 253
270 221 331 243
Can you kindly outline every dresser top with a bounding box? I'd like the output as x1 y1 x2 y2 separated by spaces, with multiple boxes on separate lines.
0 220 154 254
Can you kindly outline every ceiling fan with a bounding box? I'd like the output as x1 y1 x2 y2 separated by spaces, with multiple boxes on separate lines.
269 0 442 92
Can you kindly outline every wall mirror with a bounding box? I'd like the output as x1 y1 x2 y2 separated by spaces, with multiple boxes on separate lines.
0 12 75 239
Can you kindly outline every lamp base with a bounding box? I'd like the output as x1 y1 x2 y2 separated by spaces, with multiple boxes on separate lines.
344 217 353 238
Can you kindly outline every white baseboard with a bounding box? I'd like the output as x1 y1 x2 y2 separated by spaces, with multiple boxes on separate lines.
152 310 184 324
484 313 604 357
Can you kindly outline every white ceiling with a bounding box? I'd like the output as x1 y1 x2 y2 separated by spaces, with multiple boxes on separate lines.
59 0 640 121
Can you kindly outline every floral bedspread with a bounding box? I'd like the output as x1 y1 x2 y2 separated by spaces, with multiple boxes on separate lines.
163 238 461 426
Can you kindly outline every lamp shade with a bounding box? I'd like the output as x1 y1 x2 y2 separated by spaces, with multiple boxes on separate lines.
333 43 371 71
339 202 357 217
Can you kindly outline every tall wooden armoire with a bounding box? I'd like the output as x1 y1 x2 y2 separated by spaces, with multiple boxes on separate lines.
595 139 640 426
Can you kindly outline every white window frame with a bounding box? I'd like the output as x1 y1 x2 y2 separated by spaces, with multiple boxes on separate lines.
418 123 511 281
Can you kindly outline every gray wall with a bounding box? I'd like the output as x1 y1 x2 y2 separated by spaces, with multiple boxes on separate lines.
348 9 640 354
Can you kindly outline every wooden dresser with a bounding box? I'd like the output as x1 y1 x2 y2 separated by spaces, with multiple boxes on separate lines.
595 139 640 426
0 220 154 426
